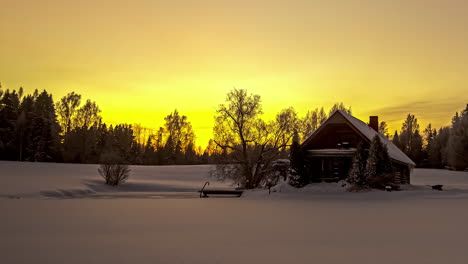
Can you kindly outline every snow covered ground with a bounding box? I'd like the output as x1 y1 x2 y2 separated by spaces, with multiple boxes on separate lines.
1 161 468 263
0 161 230 199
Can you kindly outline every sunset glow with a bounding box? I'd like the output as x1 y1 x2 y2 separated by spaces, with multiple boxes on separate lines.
2 0 468 146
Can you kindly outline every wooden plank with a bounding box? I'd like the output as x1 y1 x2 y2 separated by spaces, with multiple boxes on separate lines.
198 182 243 197
198 189 244 197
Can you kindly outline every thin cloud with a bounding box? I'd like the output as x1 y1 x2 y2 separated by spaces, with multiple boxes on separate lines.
373 98 467 121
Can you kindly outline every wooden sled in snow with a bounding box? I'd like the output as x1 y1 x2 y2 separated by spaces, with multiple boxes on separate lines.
198 182 244 198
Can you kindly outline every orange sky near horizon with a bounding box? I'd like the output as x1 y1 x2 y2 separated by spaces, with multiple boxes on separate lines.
1 0 468 146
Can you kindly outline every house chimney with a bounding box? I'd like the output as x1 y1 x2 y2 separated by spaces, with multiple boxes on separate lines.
369 116 379 132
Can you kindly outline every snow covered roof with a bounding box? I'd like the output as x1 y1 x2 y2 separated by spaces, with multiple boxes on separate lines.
302 110 416 166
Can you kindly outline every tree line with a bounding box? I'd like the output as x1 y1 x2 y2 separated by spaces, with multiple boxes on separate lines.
392 107 468 170
1 85 467 172
0 86 203 165
0 85 351 167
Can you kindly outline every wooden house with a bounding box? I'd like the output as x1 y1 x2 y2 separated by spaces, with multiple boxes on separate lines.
300 110 415 184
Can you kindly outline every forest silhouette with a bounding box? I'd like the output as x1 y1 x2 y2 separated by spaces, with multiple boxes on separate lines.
0 84 467 171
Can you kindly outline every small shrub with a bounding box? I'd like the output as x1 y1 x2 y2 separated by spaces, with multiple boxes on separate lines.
98 164 131 186
367 173 394 190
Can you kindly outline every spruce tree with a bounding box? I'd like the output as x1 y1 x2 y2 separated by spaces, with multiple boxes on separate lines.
289 132 307 187
16 95 35 161
29 90 61 161
365 135 393 188
0 90 20 160
437 127 451 167
365 148 377 181
347 141 368 186
392 131 401 149
399 114 423 165
425 124 444 168
410 130 424 165
448 105 468 170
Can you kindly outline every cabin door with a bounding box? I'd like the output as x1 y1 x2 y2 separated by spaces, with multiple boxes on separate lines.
321 158 351 180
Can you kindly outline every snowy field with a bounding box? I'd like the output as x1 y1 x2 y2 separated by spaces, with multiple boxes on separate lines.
1 161 468 264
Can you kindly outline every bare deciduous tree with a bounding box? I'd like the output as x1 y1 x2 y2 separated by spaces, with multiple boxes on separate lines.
133 123 150 147
211 88 298 189
56 92 81 134
74 99 102 129
328 102 352 116
379 121 389 137
302 108 319 139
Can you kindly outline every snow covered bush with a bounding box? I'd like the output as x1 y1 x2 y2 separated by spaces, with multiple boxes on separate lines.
272 159 290 181
98 163 131 186
98 151 131 186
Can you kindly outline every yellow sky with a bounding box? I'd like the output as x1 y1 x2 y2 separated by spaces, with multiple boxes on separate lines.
1 0 468 146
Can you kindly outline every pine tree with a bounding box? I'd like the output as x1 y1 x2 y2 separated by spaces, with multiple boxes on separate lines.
29 90 60 161
424 124 440 168
400 114 419 152
16 95 35 161
365 150 377 181
392 131 401 149
448 106 468 170
0 89 20 160
347 141 368 186
289 132 306 187
424 124 435 146
365 135 393 188
142 135 156 165
411 129 424 165
436 127 451 167
400 114 422 165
